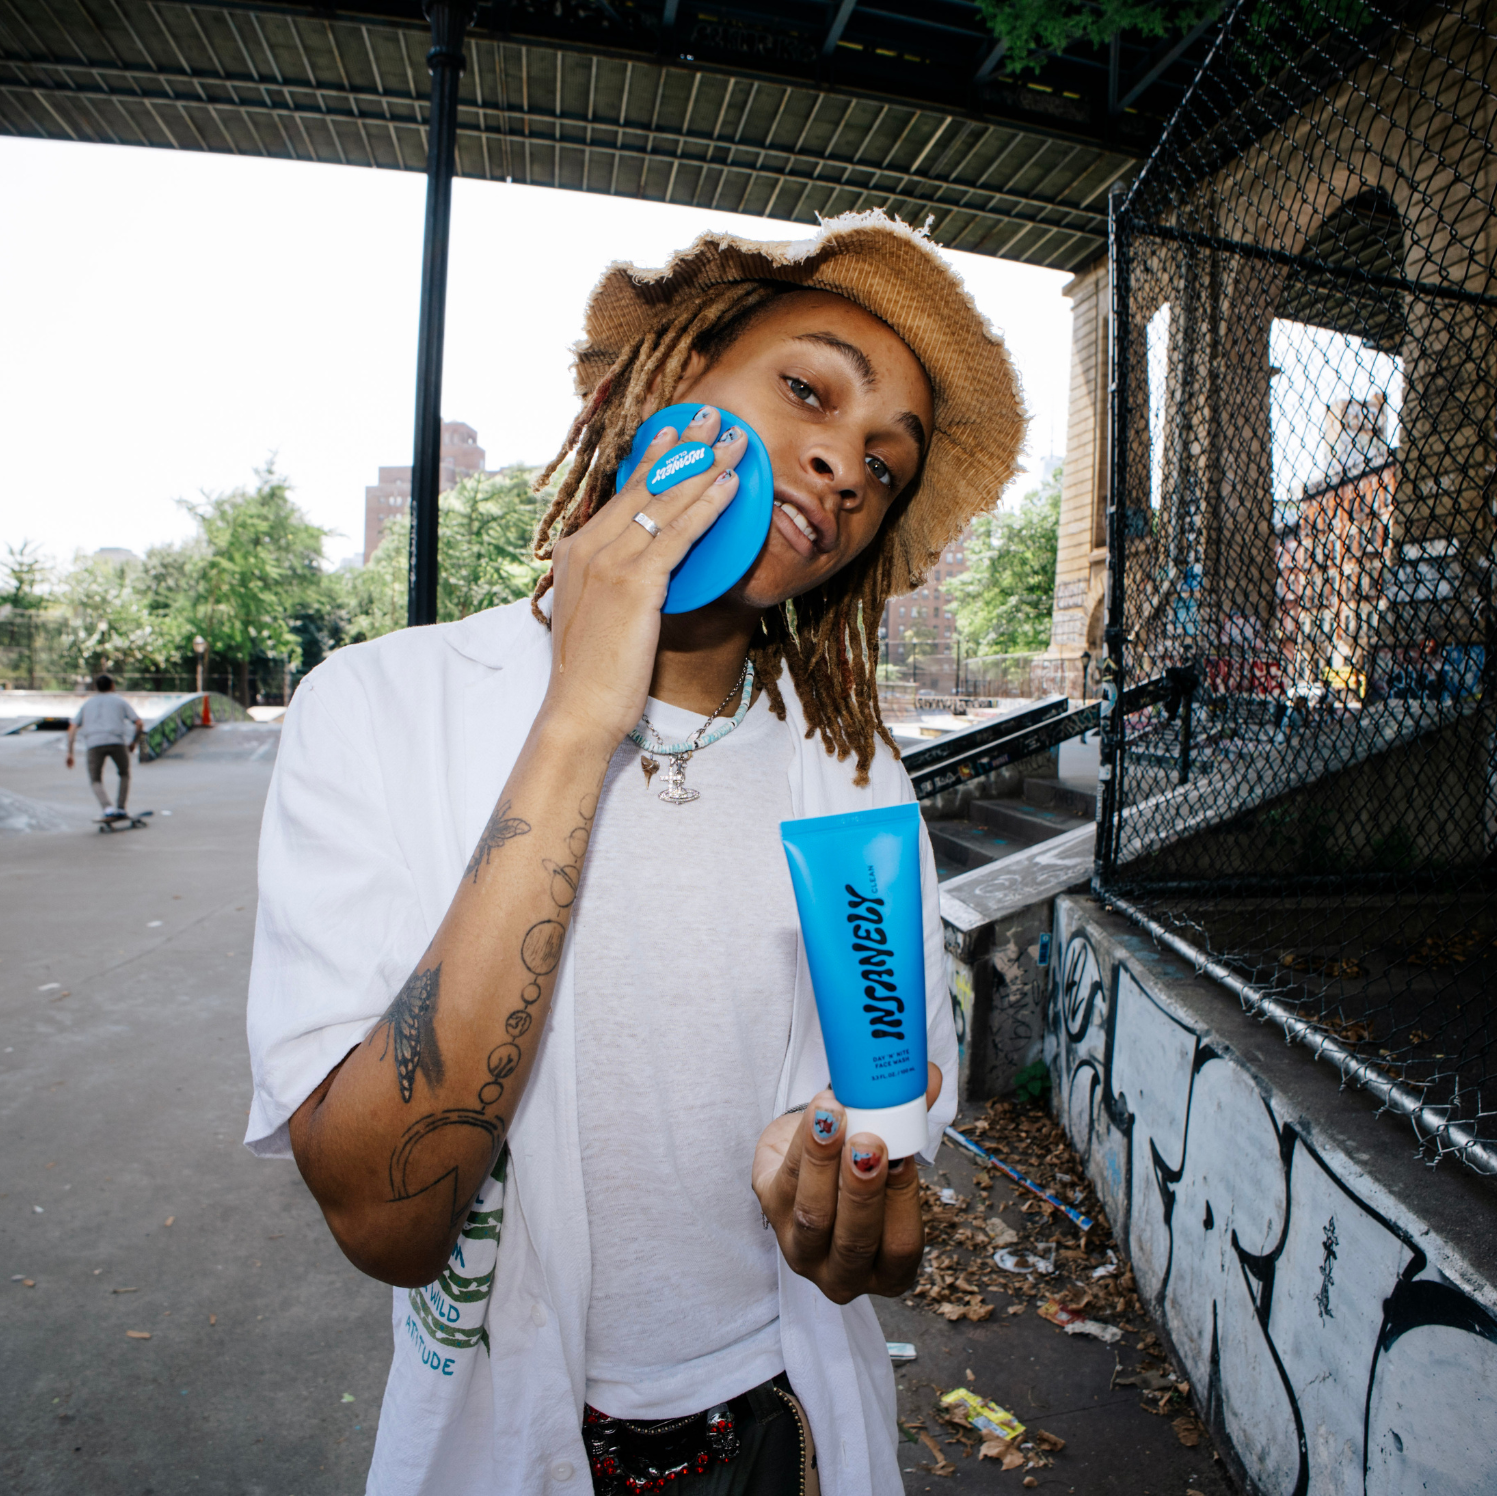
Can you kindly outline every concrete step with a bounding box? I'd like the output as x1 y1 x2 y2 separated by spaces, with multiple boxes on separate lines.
970 797 1092 845
1023 775 1097 821
924 819 1028 876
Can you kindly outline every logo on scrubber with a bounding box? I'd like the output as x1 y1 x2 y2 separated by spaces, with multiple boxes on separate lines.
646 442 715 494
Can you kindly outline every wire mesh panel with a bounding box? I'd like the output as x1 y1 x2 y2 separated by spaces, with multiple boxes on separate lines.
1097 0 1497 1172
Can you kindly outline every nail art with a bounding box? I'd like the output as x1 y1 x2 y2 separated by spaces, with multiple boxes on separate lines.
851 1148 881 1176
689 406 715 426
811 1108 840 1143
714 426 741 446
714 468 737 483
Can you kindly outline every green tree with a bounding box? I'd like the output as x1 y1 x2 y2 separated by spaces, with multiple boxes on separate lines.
948 465 1061 653
1 540 52 688
183 462 330 702
976 0 1372 80
344 464 555 642
59 550 162 680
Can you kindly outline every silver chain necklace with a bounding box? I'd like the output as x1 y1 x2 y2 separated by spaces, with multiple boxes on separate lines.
626 657 755 805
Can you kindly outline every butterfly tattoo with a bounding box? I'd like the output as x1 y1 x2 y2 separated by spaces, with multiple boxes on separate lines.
464 798 532 884
375 962 445 1104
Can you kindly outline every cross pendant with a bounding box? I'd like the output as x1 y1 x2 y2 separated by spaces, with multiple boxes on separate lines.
657 751 700 805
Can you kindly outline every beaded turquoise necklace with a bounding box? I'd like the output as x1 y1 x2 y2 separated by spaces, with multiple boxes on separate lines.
627 657 755 806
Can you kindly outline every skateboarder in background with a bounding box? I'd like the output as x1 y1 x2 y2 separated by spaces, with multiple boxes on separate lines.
66 674 143 821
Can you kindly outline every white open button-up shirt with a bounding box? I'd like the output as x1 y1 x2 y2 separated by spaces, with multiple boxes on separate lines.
245 598 958 1496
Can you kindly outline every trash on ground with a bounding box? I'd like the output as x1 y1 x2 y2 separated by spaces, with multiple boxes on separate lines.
1091 1249 1119 1279
886 1341 917 1363
937 1186 961 1205
111 1286 139 1294
125 1330 151 1340
994 1246 1055 1276
163 1216 175 1227
1038 1297 1123 1344
986 1217 1020 1247
939 1387 1025 1442
22 1279 36 1288
943 1124 1094 1232
1114 1369 1179 1392
342 1393 356 1402
1032 1430 1066 1451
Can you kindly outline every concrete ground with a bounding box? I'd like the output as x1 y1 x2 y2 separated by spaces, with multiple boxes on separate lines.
1 723 389 1496
1 721 1233 1496
883 1132 1233 1496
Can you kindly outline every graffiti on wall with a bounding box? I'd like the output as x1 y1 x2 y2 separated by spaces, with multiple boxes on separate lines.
1052 925 1497 1496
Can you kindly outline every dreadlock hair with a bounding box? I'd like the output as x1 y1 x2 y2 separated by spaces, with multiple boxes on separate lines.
531 279 926 786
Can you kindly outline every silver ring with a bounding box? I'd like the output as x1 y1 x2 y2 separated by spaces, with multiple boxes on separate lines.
632 511 660 538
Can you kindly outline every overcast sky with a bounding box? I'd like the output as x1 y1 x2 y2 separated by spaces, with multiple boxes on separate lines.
0 137 1072 570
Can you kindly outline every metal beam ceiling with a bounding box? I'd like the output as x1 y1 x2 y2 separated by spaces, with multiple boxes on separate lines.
0 1 1222 273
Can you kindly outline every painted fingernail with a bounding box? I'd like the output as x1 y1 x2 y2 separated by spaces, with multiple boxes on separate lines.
851 1148 881 1176
689 405 715 426
812 1108 841 1143
714 426 741 446
714 467 737 484
655 425 679 445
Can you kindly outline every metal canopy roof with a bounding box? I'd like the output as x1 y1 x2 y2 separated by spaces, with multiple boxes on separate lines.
0 2 1222 274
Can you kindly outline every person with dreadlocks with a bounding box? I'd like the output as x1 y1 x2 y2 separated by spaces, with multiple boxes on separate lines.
244 211 1025 1496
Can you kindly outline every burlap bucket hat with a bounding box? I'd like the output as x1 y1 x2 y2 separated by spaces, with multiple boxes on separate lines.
572 209 1028 583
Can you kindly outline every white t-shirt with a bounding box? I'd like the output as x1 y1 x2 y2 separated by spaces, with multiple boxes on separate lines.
73 693 141 748
572 691 798 1418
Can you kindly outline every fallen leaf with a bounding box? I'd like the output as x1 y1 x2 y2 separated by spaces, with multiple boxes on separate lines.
1033 1429 1066 1451
163 1217 175 1227
1002 1445 1026 1471
111 1287 139 1294
341 1393 356 1403
1023 1479 1038 1489
22 1279 35 1288
208 1314 217 1325
1007 1304 1025 1316
125 1330 151 1340
1173 1414 1202 1447
965 1367 975 1382
917 1430 955 1476
268 1233 284 1240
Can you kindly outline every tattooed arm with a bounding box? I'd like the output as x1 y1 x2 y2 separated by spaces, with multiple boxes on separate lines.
286 416 747 1289
288 741 605 1288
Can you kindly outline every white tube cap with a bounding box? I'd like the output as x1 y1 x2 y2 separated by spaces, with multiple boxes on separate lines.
841 1095 929 1161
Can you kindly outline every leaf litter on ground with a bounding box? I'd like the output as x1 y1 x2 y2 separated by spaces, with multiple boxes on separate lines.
911 1097 1212 1453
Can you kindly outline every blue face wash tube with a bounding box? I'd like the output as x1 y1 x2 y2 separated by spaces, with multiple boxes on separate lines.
780 802 929 1159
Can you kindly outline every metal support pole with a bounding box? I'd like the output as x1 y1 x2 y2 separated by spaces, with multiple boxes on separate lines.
408 1 475 628
1095 182 1130 884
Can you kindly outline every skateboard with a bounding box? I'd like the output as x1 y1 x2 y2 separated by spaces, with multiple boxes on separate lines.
95 810 153 833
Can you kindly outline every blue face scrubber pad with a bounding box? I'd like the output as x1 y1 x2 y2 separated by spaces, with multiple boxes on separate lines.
616 403 774 614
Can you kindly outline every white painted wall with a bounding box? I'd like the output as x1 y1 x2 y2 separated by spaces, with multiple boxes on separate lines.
1049 899 1497 1496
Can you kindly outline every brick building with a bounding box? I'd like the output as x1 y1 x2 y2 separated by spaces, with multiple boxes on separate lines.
879 527 973 668
362 421 490 563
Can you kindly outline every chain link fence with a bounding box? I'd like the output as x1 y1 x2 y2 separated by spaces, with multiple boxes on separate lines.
1096 0 1497 1173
